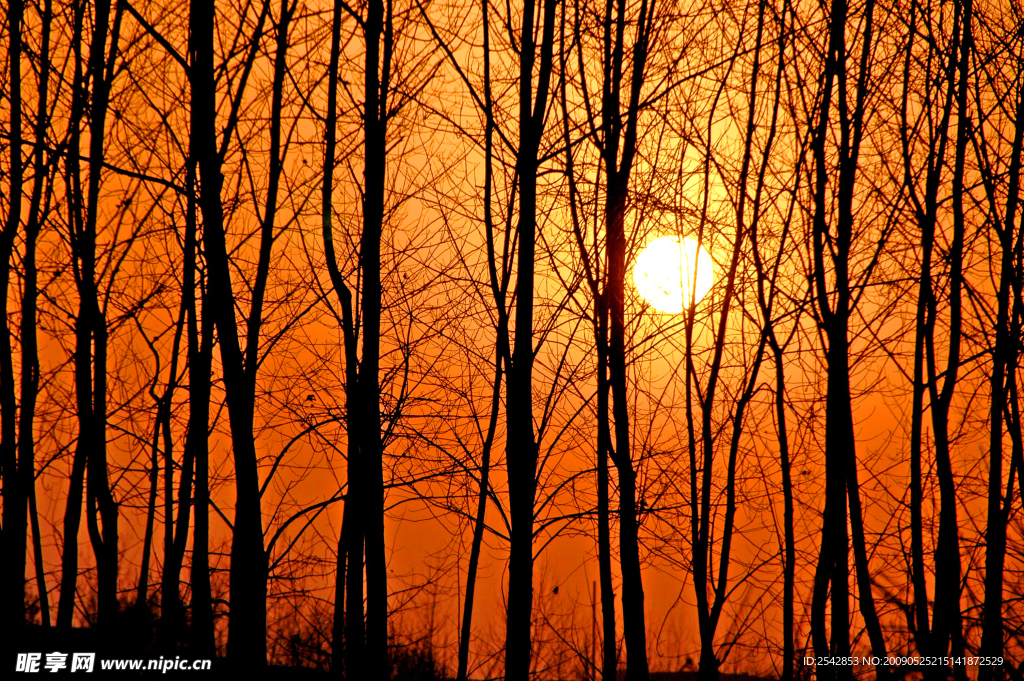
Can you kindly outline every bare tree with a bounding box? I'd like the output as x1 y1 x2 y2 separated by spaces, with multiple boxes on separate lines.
896 0 971 674
189 0 281 665
1 0 27 631
58 0 126 631
504 0 560 675
804 0 890 675
974 3 1024 676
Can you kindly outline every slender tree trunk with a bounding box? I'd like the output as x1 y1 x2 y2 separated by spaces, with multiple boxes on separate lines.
979 228 1012 681
772 344 794 681
320 0 366 674
902 0 941 649
601 16 653 658
809 11 854 676
505 158 539 681
57 448 87 629
335 524 352 675
29 477 49 626
136 416 161 611
504 0 558 675
190 0 268 665
840 5 888 675
457 353 501 681
607 176 649 681
456 5 502 675
361 0 389 674
50 0 122 633
559 30 616 673
320 1 353 676
345 507 365 677
0 0 26 632
596 307 617 681
23 0 53 629
688 4 778 677
761 8 793 678
80 0 121 629
914 2 970 675
592 0 658 674
808 0 886 675
56 2 89 629
157 383 177 630
978 39 1024 681
160 386 192 653
158 210 194 652
185 150 215 658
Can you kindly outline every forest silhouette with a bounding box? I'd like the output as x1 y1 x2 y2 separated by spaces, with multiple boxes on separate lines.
1 0 1023 678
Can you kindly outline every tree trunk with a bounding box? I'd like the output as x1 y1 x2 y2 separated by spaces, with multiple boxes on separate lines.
808 0 886 675
773 345 794 681
361 0 389 674
504 1 557 678
320 1 354 675
607 177 649 681
978 29 1023 681
160 153 201 654
136 417 161 612
0 0 26 632
186 149 215 658
80 0 121 630
190 0 268 665
903 1 970 674
457 353 501 681
596 304 617 681
23 0 54 630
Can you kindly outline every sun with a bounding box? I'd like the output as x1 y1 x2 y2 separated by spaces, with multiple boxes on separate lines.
632 236 714 314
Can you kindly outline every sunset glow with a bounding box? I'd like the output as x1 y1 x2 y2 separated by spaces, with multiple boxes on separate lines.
5 0 1024 674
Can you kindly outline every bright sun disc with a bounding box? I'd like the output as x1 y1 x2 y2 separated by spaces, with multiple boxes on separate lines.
633 236 714 314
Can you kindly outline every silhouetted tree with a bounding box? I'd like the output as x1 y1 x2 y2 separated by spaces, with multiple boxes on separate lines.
975 3 1024 677
1 0 27 632
897 0 971 674
804 0 889 676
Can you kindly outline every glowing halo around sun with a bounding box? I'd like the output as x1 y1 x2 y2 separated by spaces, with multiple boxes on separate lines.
632 236 714 314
